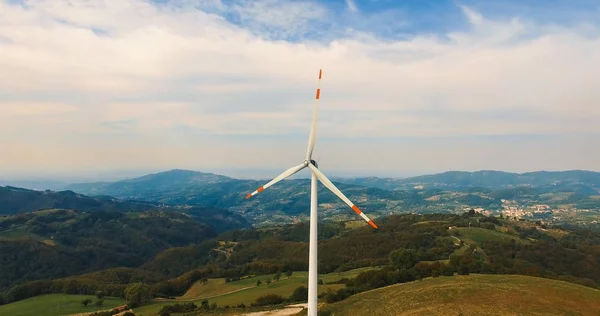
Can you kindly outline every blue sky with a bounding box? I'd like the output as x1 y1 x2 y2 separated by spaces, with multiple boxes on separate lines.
0 0 599 181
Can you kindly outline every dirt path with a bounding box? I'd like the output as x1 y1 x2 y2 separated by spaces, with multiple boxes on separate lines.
242 304 307 316
199 286 256 300
153 286 257 302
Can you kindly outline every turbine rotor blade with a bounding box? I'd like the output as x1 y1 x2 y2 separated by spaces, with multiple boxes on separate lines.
246 163 306 199
305 69 322 160
307 163 378 229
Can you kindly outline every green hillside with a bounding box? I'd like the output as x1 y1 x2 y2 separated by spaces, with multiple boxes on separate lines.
0 185 249 232
0 294 126 316
133 268 374 316
0 209 217 291
3 212 600 314
323 274 600 315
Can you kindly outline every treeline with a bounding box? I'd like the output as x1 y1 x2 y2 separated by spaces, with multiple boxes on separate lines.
3 212 600 307
323 240 600 306
0 213 462 304
0 210 217 291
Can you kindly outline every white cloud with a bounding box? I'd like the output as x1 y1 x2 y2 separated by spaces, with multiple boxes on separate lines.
0 0 599 175
228 0 327 39
346 0 359 12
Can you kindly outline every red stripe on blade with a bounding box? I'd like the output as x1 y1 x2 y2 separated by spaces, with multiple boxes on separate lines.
316 89 320 99
351 205 362 215
318 69 322 79
368 220 378 229
257 186 264 193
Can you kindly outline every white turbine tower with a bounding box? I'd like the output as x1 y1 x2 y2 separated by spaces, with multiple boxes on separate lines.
245 69 378 315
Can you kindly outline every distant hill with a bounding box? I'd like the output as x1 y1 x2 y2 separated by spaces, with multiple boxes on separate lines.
65 169 600 225
67 170 423 223
402 170 600 188
68 169 233 197
0 180 67 191
0 186 157 215
0 185 249 232
323 274 600 315
337 170 600 191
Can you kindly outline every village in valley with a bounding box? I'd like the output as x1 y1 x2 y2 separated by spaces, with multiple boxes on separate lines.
465 199 600 226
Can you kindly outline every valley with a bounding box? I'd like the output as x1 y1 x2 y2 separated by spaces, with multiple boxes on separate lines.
2 169 600 315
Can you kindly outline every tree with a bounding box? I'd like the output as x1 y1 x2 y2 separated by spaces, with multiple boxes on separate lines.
95 291 105 299
95 299 104 306
201 299 209 310
253 294 285 306
275 271 282 281
289 286 308 302
81 299 92 306
124 282 152 307
210 302 217 309
389 248 418 269
256 280 262 286
286 270 293 279
458 263 470 275
266 279 272 286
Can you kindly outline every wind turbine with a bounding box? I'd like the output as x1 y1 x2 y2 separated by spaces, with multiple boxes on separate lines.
245 69 378 315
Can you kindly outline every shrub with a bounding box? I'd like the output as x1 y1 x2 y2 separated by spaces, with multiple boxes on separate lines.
253 294 285 306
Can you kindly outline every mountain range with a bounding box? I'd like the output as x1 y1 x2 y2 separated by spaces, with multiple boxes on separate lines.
62 169 600 225
3 169 599 227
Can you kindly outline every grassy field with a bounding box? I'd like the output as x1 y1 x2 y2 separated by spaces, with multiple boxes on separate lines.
0 294 126 316
134 267 377 316
0 226 35 240
323 274 600 316
455 227 523 244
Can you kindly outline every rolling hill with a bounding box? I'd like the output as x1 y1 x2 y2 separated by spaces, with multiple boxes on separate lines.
0 209 218 291
0 186 157 215
2 212 600 314
0 185 249 231
322 274 600 315
0 186 250 292
65 169 600 226
337 170 600 191
67 170 428 224
68 169 233 197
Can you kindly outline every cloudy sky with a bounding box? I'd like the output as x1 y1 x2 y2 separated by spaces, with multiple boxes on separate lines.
1 0 599 181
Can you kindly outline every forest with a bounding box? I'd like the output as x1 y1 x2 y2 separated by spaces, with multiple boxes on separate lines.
2 211 600 308
0 209 217 291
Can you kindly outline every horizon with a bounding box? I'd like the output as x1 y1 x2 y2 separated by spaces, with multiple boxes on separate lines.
2 167 600 187
1 0 600 177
